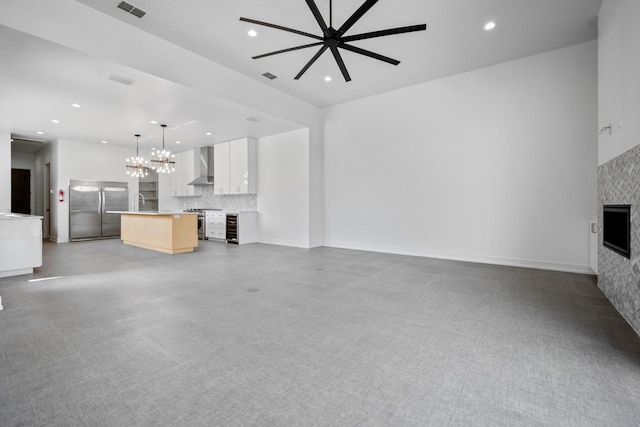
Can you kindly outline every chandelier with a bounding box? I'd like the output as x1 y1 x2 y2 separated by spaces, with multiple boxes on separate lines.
125 134 149 177
150 124 176 174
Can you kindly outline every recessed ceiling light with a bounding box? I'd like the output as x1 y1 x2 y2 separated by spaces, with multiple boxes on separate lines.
37 131 44 135
150 120 158 124
101 140 108 144
71 103 81 108
248 29 257 37
484 21 496 31
324 76 332 82
206 132 212 136
51 119 60 123
176 141 181 144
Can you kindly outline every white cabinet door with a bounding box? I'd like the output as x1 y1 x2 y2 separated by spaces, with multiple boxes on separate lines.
205 211 226 240
170 151 182 196
212 138 256 195
229 138 247 194
170 150 200 197
228 138 257 194
181 149 196 196
214 142 230 195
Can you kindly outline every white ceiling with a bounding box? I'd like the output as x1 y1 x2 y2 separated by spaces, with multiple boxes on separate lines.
0 24 303 153
75 0 601 107
2 0 602 152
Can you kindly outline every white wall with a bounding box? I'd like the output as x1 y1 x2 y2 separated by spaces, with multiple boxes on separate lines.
0 130 10 212
11 151 36 214
257 129 310 248
308 125 325 248
598 0 640 165
55 139 138 242
324 41 598 273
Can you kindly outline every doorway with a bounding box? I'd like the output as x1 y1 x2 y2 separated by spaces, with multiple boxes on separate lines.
11 168 31 214
44 163 51 238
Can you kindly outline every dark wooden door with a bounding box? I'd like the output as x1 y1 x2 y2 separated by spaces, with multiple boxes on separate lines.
11 168 31 214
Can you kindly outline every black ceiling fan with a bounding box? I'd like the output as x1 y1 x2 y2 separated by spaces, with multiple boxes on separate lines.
240 0 426 82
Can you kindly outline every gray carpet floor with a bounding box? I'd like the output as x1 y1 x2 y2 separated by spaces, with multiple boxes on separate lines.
1 239 639 426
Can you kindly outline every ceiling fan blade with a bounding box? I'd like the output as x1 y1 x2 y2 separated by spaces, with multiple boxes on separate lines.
252 42 324 59
295 45 329 80
240 17 322 40
337 0 379 37
305 0 329 35
340 43 400 66
329 46 352 82
341 24 427 43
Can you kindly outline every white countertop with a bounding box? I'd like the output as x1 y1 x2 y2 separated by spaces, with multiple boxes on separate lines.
0 213 43 220
107 211 198 216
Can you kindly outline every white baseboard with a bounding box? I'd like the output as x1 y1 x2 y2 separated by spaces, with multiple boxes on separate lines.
0 267 34 278
324 240 593 275
258 238 310 249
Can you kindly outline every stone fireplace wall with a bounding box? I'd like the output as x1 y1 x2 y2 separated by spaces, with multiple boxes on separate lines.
598 143 640 335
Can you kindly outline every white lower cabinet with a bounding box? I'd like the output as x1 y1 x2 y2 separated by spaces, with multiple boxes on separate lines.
205 210 225 240
0 215 43 278
204 211 258 244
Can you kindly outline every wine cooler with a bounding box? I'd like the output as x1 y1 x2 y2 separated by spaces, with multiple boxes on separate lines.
226 213 238 244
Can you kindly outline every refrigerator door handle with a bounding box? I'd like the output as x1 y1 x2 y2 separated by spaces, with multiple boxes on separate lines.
99 190 104 214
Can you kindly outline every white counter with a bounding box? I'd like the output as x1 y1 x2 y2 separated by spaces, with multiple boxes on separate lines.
0 213 43 220
0 213 43 278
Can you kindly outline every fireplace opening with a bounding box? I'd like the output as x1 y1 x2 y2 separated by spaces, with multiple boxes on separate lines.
603 204 631 259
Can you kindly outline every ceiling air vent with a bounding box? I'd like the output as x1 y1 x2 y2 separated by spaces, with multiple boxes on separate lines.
262 72 277 80
116 1 146 18
129 7 146 18
108 74 135 86
116 1 134 13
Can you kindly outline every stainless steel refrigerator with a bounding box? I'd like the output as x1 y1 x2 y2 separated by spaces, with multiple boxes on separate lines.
69 180 129 241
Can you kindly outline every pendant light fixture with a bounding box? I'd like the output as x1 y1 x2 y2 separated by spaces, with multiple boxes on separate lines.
125 134 149 177
150 124 176 174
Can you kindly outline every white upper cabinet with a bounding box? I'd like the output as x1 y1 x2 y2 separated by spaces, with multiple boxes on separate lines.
169 152 181 196
170 150 201 197
213 142 230 195
181 150 197 196
214 138 257 195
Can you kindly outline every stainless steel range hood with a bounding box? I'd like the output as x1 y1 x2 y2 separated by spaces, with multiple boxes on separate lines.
188 146 215 186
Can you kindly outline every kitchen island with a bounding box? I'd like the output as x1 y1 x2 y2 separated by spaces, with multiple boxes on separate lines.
111 211 198 254
0 213 43 277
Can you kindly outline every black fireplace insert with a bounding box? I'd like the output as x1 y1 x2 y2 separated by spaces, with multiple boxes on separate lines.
603 204 631 259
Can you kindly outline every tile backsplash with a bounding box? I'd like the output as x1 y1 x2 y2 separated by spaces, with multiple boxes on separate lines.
177 187 257 212
598 143 640 336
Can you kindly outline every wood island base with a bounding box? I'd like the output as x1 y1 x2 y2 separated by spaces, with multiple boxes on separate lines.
119 212 198 254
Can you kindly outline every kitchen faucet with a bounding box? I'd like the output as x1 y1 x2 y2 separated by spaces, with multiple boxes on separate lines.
133 193 145 212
